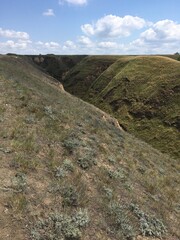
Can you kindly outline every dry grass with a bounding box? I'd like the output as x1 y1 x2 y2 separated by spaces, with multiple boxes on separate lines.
0 55 179 240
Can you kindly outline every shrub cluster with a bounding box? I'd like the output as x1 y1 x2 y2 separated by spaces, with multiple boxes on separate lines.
77 155 97 170
63 137 81 153
63 132 98 170
109 202 135 239
130 203 166 238
12 172 27 192
31 209 89 240
103 187 113 200
54 159 74 178
61 185 79 207
107 167 125 180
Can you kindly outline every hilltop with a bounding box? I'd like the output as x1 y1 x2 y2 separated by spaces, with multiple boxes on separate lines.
0 55 179 240
60 55 180 159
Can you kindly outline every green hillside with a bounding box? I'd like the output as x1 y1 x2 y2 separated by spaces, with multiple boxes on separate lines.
0 55 179 239
62 55 180 159
61 55 120 97
28 54 87 81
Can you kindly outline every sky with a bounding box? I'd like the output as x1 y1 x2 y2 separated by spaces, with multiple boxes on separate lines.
0 0 180 55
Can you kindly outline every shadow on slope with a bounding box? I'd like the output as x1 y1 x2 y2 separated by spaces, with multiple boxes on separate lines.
28 54 87 81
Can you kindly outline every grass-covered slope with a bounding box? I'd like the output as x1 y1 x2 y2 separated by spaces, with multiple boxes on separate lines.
61 55 120 97
28 54 87 81
0 55 179 240
63 56 180 159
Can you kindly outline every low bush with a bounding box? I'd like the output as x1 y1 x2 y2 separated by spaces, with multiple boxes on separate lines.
103 187 113 200
12 172 27 192
107 167 125 180
109 202 135 239
62 185 79 207
31 209 90 240
130 203 166 238
54 159 74 178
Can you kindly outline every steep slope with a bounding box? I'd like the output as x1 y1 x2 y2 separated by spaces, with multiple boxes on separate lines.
27 54 87 81
63 56 180 159
61 55 120 97
0 55 179 240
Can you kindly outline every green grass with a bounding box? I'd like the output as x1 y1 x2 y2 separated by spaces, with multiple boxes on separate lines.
0 55 179 240
62 55 180 159
61 55 120 97
26 54 87 81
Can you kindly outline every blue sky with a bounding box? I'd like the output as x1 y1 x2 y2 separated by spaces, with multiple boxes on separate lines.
0 0 180 54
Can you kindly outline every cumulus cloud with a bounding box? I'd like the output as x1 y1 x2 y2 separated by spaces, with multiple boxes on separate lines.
36 41 60 49
59 0 87 5
98 41 118 49
0 28 31 53
45 42 59 48
1 18 180 55
140 19 180 42
78 36 93 47
126 19 180 54
0 39 33 54
0 28 29 40
43 9 55 16
81 15 146 38
0 40 28 49
63 40 76 50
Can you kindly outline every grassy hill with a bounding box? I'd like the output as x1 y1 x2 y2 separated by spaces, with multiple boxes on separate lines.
61 55 120 97
28 54 87 81
62 55 180 159
0 55 179 240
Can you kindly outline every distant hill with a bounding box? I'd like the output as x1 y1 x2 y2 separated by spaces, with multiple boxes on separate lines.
60 55 120 96
0 55 179 239
27 54 87 81
61 55 180 159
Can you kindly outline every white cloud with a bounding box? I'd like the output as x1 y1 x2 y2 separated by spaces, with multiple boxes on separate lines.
140 19 180 42
34 41 60 54
98 41 118 49
0 27 32 53
36 41 44 45
0 39 33 54
59 0 87 5
81 15 146 38
126 19 180 54
63 40 76 50
78 36 93 47
0 28 29 40
81 24 94 36
0 40 27 49
1 18 180 55
43 9 55 16
38 41 60 49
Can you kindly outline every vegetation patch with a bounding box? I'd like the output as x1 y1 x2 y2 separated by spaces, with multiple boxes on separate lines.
31 209 89 240
130 203 167 238
54 159 74 178
61 55 180 159
108 202 136 239
61 185 80 207
107 167 125 180
63 135 82 154
77 154 97 170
